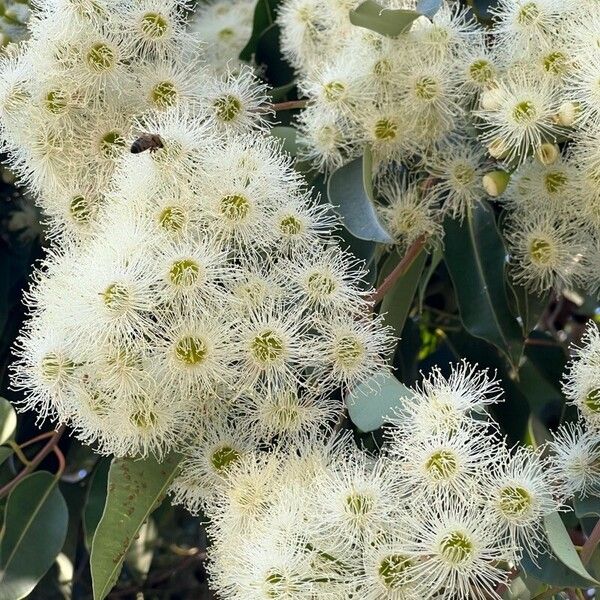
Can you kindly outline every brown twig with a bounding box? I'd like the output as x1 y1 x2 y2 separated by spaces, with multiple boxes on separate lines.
580 517 600 565
368 236 427 306
271 100 308 111
0 425 66 498
109 551 207 598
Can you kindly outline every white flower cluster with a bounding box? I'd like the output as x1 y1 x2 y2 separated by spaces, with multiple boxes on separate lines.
190 0 256 75
277 0 600 295
204 362 562 600
551 321 600 499
4 1 393 459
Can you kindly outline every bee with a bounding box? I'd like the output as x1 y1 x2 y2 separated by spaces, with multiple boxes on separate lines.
130 133 164 154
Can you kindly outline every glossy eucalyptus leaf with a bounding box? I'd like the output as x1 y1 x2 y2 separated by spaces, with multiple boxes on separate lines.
522 517 600 591
347 371 412 432
90 452 182 600
380 249 427 339
239 0 280 61
271 126 298 156
255 24 294 87
443 203 523 366
0 472 68 600
574 495 600 519
328 156 393 243
349 0 440 37
0 398 16 446
83 459 111 551
510 284 548 336
418 244 443 311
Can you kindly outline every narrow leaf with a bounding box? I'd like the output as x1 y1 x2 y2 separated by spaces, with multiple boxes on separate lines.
380 249 427 339
347 371 412 432
0 399 16 446
239 0 280 60
0 472 68 600
83 459 111 551
349 1 421 36
545 512 598 585
90 453 181 600
328 156 393 243
443 203 523 366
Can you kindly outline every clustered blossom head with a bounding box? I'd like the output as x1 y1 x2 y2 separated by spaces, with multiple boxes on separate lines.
6 1 394 460
278 0 600 295
203 362 564 600
550 321 600 499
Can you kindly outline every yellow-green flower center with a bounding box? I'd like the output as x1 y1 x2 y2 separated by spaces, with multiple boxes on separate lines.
140 12 169 39
102 283 130 313
218 27 235 40
86 42 116 72
499 485 533 518
70 194 92 224
585 388 600 413
211 446 241 473
425 449 459 480
130 409 158 429
512 100 537 124
151 81 178 109
439 530 474 565
251 329 285 364
374 118 397 141
44 89 69 114
307 271 337 297
279 215 303 236
220 194 250 221
100 130 126 159
378 554 412 589
529 237 553 265
545 171 568 194
169 258 200 287
323 81 346 102
469 59 495 84
543 51 568 75
414 76 439 101
517 2 540 25
213 94 242 122
335 335 365 368
40 353 74 382
159 206 186 232
346 492 374 516
453 163 475 186
175 336 208 365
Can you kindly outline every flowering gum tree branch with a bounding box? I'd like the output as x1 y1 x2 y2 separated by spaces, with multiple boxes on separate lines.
0 425 66 498
368 235 428 306
272 100 308 111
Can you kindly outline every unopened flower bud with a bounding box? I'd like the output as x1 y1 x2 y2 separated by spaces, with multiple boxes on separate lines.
483 170 510 197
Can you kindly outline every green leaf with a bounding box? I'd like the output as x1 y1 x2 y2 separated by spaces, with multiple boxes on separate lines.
525 414 552 451
239 0 280 61
83 459 111 551
328 156 393 243
255 24 294 87
418 244 443 311
380 249 427 340
271 126 298 156
521 512 599 587
347 371 412 432
574 495 600 519
90 452 182 600
443 203 523 366
0 472 68 600
510 284 548 336
0 448 12 468
0 399 16 446
349 0 430 36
